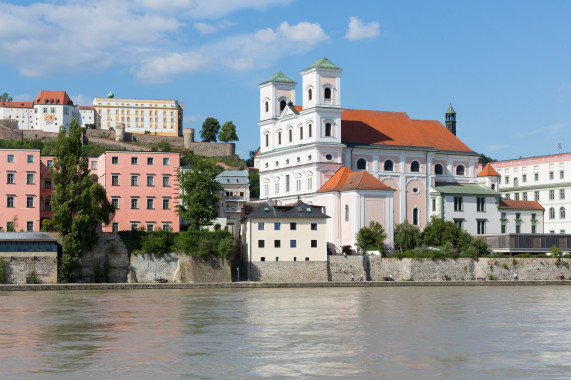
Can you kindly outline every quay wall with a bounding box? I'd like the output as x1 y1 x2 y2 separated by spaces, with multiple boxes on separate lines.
250 261 328 282
0 254 57 284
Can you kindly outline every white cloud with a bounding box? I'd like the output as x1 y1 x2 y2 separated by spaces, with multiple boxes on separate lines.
194 20 236 34
71 94 93 107
515 122 571 138
137 0 293 19
345 16 380 40
135 52 212 83
12 93 32 102
278 21 329 45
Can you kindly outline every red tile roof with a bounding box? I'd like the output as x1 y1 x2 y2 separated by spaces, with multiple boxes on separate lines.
499 200 544 210
34 91 73 106
78 106 94 110
318 166 395 193
478 164 501 177
0 102 33 109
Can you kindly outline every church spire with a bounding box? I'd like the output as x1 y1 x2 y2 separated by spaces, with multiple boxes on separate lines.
445 103 456 135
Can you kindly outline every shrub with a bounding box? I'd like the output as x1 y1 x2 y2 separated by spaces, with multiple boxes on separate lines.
502 262 508 269
489 274 497 280
394 220 421 252
140 230 174 256
512 259 518 267
41 219 54 232
0 258 6 284
28 271 39 284
156 141 172 152
356 221 386 254
551 245 563 258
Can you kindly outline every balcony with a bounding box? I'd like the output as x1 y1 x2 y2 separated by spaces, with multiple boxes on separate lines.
223 207 241 213
223 196 244 201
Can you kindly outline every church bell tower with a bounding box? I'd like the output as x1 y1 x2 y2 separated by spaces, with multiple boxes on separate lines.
445 103 456 135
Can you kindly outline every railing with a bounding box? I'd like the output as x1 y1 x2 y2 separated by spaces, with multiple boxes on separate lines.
223 207 241 213
223 196 244 201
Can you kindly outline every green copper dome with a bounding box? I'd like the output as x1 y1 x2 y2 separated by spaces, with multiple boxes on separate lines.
107 91 114 98
259 72 296 85
303 57 341 71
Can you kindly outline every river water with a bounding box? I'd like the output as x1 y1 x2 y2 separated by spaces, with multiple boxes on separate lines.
0 286 570 379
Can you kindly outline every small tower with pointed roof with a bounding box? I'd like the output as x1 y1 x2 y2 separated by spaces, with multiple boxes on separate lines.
445 103 456 135
258 72 296 122
300 57 342 110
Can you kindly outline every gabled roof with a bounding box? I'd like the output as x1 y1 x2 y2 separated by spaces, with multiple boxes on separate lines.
318 166 395 193
432 182 499 196
280 103 299 118
303 57 341 71
259 72 296 85
247 200 329 219
499 200 544 210
340 109 475 153
478 164 501 177
78 106 94 110
216 170 249 185
0 101 33 109
34 91 74 106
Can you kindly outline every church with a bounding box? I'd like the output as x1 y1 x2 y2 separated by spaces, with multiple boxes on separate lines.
255 58 535 253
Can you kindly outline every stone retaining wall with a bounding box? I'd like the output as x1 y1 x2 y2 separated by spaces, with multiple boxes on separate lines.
0 254 57 284
250 261 328 282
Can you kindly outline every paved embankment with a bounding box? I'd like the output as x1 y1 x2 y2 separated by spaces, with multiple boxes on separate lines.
0 280 569 292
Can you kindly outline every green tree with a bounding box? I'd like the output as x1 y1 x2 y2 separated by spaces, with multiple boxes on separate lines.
249 169 260 198
1 92 13 102
156 140 172 152
50 119 115 282
245 148 259 167
479 153 496 165
177 154 222 230
356 221 387 254
200 117 221 142
218 121 239 142
394 220 421 252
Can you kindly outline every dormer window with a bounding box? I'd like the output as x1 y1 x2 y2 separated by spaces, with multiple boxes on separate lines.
308 88 312 100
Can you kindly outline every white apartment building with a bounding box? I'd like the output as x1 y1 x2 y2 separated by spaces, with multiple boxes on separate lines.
93 94 183 136
490 153 571 234
79 106 96 127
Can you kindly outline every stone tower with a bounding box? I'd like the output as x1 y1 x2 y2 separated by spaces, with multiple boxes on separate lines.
445 103 456 135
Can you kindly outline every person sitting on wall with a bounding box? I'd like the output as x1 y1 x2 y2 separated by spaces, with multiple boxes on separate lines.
388 274 393 281
558 272 565 280
513 273 518 281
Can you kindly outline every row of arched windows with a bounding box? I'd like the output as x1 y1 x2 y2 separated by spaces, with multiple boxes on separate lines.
264 87 333 115
264 124 314 147
354 159 465 176
549 207 566 219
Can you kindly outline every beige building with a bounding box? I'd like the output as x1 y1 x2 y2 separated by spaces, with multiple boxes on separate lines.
93 93 183 136
216 170 250 240
242 200 329 278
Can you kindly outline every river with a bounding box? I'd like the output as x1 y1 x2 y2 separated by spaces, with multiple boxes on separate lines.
0 287 570 379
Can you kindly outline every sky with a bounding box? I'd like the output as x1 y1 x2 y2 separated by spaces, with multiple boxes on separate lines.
1 0 570 161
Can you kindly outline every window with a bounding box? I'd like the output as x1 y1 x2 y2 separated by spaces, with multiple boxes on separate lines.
505 194 510 200
278 131 282 144
477 197 485 212
6 196 14 208
112 156 118 164
27 155 34 163
549 207 555 219
513 178 518 187
300 127 303 140
112 222 119 232
290 240 297 248
410 161 420 172
515 193 520 201
534 173 539 181
325 123 332 137
560 189 565 200
561 171 565 179
26 196 34 208
531 225 536 234
258 240 264 248
146 223 155 232
285 175 290 192
501 224 506 234
275 257 279 262
274 240 281 248
274 222 281 230
288 129 292 142
325 154 333 161
550 171 554 180
131 223 139 231
280 100 286 112
147 175 154 186
434 164 443 175
550 190 555 200
147 198 154 210
535 191 540 201
561 207 566 219
432 198 436 212
290 222 296 230
454 219 463 228
275 183 279 194
163 157 170 166
6 222 14 232
162 198 170 209
265 134 269 147
111 197 119 209
454 197 463 211
27 221 33 232
311 240 318 248
356 158 367 170
131 157 138 165
505 176 509 184
412 208 419 226
456 165 465 176
308 178 312 190
7 154 14 163
258 222 265 231
91 161 98 170
523 192 528 201
163 175 170 187
131 198 139 209
531 213 536 220
260 257 265 262
345 205 349 221
308 124 312 138
265 101 268 113
516 213 521 220
296 180 301 191
324 87 331 100
311 223 318 231
384 160 394 171
515 225 521 234
147 157 154 165
46 159 53 169
131 175 139 186
477 220 486 235
26 173 34 185
308 88 312 100
112 175 119 186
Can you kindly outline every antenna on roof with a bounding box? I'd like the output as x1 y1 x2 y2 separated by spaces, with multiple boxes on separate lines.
558 143 562 154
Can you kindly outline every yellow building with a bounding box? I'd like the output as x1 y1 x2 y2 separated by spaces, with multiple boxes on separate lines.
93 93 183 136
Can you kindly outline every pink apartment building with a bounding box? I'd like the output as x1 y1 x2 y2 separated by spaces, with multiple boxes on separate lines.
0 149 180 232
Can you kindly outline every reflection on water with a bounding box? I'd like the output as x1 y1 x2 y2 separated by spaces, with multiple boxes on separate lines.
1 287 570 379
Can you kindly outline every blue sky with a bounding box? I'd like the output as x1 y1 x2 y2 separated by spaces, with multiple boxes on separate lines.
1 0 570 161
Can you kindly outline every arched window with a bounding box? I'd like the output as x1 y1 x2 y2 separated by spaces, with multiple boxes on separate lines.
413 208 419 226
384 160 393 171
278 131 282 145
288 129 292 142
325 123 332 137
308 88 312 101
345 205 349 221
491 184 495 190
550 207 555 219
299 127 303 139
435 163 444 175
456 165 465 176
561 207 566 219
356 158 367 170
280 100 286 112
308 124 312 138
324 87 332 100
265 101 268 113
265 134 269 147
514 177 519 187
411 161 420 172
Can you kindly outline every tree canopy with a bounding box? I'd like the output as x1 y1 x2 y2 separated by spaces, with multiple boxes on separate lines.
50 119 115 282
218 121 239 142
1 92 13 102
249 169 260 199
245 148 258 167
356 221 387 254
200 117 221 142
478 153 496 165
394 220 421 252
177 154 223 230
